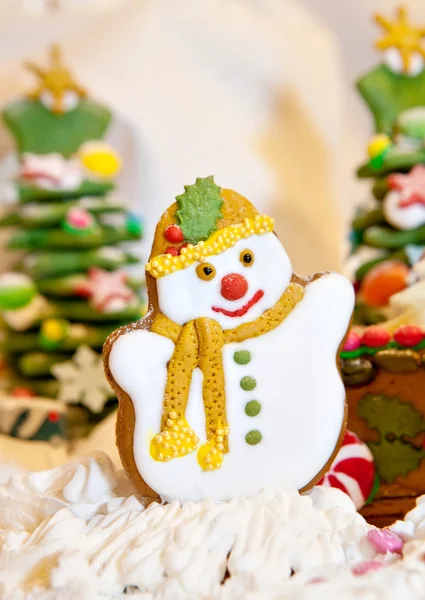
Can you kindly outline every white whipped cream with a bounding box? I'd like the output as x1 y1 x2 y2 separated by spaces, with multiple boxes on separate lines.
0 452 424 599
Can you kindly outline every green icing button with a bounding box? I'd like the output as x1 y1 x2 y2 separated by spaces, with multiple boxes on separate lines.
234 350 251 365
245 430 262 445
245 400 261 417
240 376 256 391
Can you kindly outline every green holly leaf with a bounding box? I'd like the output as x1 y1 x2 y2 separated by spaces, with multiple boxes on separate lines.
175 176 223 245
358 394 425 438
368 439 425 483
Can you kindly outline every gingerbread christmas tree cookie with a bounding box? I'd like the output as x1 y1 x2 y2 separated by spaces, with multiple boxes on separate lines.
104 177 354 502
0 45 145 440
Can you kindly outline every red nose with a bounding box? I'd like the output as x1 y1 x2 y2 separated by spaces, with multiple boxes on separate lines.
220 273 248 301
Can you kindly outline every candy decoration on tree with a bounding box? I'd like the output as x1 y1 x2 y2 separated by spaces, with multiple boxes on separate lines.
317 430 375 510
78 141 121 179
75 268 137 313
38 318 70 351
62 207 97 235
384 166 425 230
20 153 83 191
361 261 409 307
0 273 37 311
104 177 354 503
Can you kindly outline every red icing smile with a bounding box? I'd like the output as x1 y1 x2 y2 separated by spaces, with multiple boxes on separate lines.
212 290 264 318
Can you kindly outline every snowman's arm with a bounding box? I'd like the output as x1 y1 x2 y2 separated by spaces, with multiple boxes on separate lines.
299 272 354 343
108 329 175 399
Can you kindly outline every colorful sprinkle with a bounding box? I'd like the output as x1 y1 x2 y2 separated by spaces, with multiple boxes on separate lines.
234 350 251 365
240 376 256 391
245 400 261 417
245 430 262 445
367 528 403 554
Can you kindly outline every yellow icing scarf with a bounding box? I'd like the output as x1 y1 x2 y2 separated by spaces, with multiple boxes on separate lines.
150 282 304 470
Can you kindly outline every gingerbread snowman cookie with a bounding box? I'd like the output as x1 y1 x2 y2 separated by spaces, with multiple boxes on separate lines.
104 177 354 502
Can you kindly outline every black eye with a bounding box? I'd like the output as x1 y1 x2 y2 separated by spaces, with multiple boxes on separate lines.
204 266 213 275
240 249 254 267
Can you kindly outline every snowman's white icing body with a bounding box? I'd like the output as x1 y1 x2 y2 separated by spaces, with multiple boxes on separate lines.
109 233 354 502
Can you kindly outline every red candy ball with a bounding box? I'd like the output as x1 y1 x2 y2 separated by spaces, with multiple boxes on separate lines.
164 225 184 244
394 325 424 347
165 246 179 256
361 326 391 348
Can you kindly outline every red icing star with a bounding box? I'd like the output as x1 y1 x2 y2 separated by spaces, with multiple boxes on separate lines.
388 165 425 208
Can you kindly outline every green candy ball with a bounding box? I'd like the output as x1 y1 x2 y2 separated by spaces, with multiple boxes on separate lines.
0 273 36 310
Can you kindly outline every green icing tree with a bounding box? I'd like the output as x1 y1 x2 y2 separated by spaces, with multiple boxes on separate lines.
348 7 425 324
358 394 425 482
0 46 145 439
176 176 223 245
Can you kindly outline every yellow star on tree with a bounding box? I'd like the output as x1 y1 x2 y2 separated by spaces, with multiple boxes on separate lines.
25 44 87 114
374 6 425 73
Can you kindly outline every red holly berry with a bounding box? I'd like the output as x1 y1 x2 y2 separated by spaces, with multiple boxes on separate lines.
361 326 391 348
394 325 425 347
12 387 35 398
165 246 179 256
164 225 184 244
48 411 60 423
343 330 361 351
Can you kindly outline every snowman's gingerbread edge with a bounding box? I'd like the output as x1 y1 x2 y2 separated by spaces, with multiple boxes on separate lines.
103 196 351 502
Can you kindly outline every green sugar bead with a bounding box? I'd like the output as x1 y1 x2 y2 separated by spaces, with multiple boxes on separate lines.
240 376 256 391
245 400 261 417
234 350 251 365
245 430 262 445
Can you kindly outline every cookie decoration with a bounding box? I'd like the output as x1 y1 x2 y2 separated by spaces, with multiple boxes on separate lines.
104 177 354 502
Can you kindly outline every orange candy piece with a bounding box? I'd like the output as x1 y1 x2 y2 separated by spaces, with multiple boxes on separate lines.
361 261 409 307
